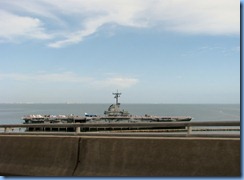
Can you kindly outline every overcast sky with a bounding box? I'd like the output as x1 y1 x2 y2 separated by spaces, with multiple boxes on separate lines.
0 0 240 104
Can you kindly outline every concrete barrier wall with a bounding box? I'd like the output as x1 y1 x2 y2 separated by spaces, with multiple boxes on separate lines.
74 137 240 176
0 135 240 176
0 135 79 176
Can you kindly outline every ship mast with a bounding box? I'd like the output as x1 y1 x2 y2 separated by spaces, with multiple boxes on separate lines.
112 90 121 105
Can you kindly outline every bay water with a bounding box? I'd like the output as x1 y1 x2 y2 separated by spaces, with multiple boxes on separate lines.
0 103 240 124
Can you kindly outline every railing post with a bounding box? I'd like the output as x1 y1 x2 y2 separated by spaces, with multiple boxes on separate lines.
4 127 9 133
187 125 192 135
76 126 80 133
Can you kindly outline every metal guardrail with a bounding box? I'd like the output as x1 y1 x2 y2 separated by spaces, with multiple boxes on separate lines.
0 121 240 137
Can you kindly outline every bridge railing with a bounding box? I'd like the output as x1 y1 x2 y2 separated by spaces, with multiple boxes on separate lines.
0 121 240 137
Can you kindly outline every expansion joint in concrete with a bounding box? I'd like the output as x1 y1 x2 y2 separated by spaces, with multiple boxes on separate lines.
72 138 81 176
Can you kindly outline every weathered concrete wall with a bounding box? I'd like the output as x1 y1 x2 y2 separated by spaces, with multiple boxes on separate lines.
75 137 240 176
0 135 79 176
0 135 240 176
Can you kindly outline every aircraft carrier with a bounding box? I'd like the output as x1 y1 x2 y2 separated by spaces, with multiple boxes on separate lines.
22 91 192 131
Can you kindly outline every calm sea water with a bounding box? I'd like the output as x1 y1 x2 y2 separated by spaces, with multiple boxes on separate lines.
0 104 240 124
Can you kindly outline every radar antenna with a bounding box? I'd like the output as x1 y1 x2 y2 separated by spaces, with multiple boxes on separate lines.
112 90 122 105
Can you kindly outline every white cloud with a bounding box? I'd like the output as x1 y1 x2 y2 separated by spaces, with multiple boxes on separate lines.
0 10 51 41
0 72 138 89
0 0 240 47
48 15 112 48
0 72 91 82
93 77 139 89
181 44 240 57
159 0 240 35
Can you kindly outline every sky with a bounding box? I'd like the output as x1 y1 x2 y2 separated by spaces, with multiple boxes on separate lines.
0 0 240 104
